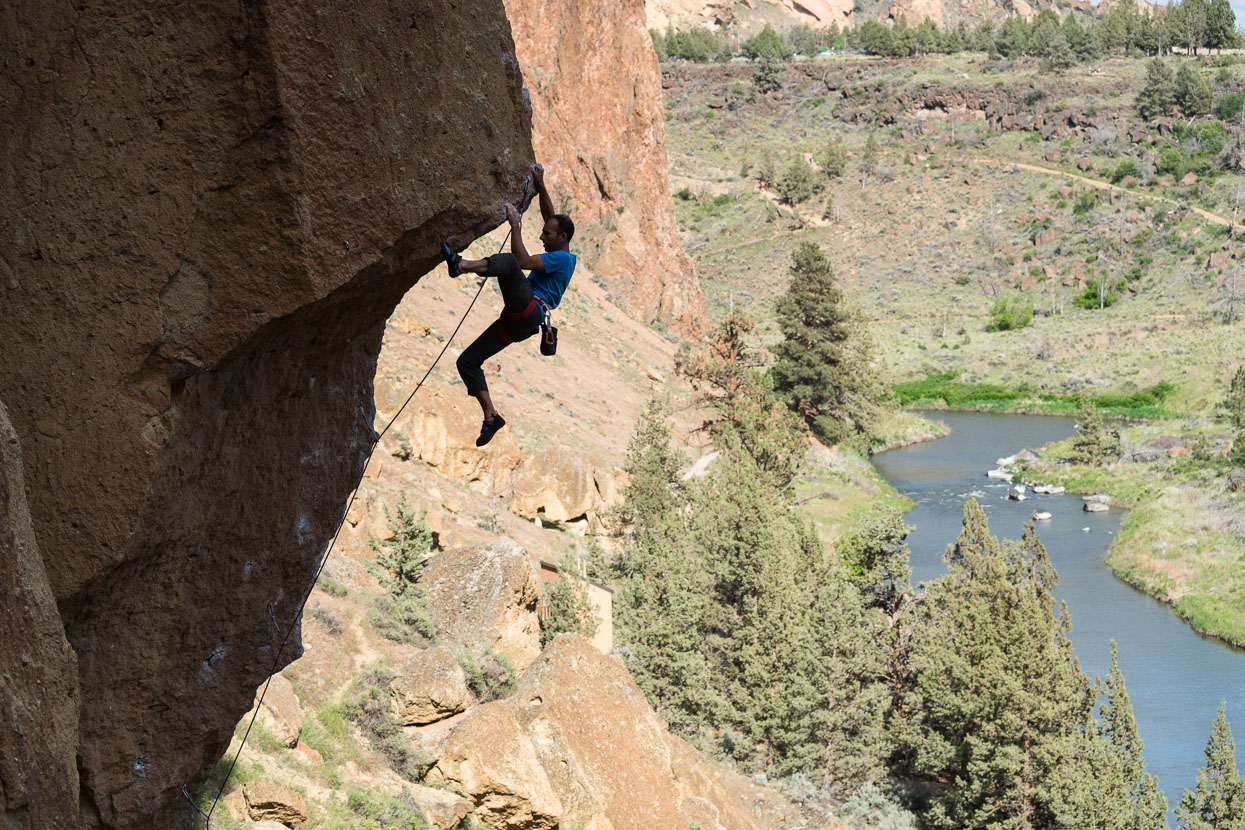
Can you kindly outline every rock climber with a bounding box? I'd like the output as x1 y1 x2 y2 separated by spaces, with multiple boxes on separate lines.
440 162 576 447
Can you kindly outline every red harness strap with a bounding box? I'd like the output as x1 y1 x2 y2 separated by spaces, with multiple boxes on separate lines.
497 298 539 347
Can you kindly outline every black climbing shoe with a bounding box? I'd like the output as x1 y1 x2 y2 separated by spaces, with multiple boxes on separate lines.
476 414 506 447
440 242 462 278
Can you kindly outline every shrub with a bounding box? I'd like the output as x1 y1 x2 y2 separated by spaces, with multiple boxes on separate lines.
457 649 517 702
754 58 784 94
346 668 429 781
821 137 847 179
1216 90 1245 122
1073 191 1100 215
1074 277 1124 309
1108 159 1138 184
776 159 815 204
986 295 1034 331
368 492 436 646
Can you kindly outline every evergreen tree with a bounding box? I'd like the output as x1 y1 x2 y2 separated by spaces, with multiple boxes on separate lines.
821 136 848 179
899 503 1095 829
1175 64 1214 116
744 23 793 60
772 242 881 448
1207 0 1236 51
611 396 720 737
368 491 437 645
1041 32 1077 72
1070 397 1121 466
1100 641 1171 828
997 15 1032 57
754 57 784 94
776 158 814 204
1226 366 1245 427
539 552 598 647
1176 703 1245 829
1137 59 1178 119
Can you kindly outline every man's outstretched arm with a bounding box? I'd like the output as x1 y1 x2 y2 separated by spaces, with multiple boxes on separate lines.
505 201 544 272
532 163 554 222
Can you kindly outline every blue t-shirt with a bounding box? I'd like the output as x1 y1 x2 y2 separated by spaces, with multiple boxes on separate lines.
528 250 576 310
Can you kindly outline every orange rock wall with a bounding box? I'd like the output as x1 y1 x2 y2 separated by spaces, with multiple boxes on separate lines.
0 1 533 826
506 0 707 331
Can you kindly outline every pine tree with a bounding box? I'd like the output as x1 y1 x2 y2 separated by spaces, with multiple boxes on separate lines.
1175 64 1213 116
611 396 720 737
1176 703 1245 829
539 552 598 647
899 502 1095 829
368 491 437 644
1137 59 1177 119
1207 0 1236 51
821 136 847 179
771 242 881 449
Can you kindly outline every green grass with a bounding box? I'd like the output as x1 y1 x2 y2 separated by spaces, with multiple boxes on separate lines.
888 373 1176 419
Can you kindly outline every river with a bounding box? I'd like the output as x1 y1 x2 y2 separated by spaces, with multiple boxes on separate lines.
872 411 1245 817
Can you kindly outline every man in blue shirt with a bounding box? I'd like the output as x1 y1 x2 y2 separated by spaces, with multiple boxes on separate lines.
441 163 577 446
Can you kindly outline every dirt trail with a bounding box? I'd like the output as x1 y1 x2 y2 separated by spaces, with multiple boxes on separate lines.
989 158 1245 233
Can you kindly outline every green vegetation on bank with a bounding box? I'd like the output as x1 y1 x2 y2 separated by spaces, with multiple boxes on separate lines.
889 372 1176 417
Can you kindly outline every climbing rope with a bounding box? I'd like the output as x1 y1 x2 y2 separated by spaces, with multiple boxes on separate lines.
187 181 530 827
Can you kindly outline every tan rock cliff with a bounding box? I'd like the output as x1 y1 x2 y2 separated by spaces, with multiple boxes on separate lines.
0 1 533 826
506 0 707 331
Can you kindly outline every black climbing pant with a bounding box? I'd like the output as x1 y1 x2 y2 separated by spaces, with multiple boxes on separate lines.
456 253 543 396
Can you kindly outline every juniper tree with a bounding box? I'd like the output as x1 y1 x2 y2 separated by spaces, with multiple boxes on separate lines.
539 552 598 647
898 502 1095 829
772 242 881 449
821 136 848 179
368 491 437 644
610 397 718 737
1070 397 1121 466
1176 703 1245 829
1175 64 1213 116
1137 59 1177 119
1098 641 1171 829
776 158 814 204
1207 0 1236 51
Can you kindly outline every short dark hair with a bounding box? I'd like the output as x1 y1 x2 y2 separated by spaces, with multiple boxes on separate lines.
552 213 574 242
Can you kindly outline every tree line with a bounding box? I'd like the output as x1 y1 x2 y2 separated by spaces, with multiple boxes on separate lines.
652 0 1237 65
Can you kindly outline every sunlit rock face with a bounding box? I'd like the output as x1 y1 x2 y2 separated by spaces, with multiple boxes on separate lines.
0 1 533 826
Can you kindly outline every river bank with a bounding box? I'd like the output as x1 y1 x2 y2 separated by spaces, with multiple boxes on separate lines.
1014 425 1245 649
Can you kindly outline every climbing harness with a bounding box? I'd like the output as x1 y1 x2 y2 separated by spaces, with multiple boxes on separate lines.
186 176 534 827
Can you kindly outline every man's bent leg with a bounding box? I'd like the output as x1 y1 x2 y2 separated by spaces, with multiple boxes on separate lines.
484 253 535 314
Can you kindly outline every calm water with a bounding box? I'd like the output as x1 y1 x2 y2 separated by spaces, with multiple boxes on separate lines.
872 411 1245 816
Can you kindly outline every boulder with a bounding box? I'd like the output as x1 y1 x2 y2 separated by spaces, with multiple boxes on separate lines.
422 542 541 671
1209 251 1230 269
1033 511 1053 521
510 449 618 523
1034 227 1061 246
513 635 769 828
243 778 308 825
390 648 472 726
987 468 1013 481
1009 485 1027 501
426 701 563 830
248 672 303 748
407 782 474 829
1083 494 1111 512
1181 171 1199 185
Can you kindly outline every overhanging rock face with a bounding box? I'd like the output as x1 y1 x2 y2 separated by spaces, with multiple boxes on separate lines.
0 2 533 826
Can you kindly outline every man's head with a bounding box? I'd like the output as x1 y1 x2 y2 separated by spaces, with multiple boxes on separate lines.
539 214 574 252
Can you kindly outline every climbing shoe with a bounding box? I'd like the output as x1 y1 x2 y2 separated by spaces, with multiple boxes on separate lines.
440 241 462 278
476 414 506 447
